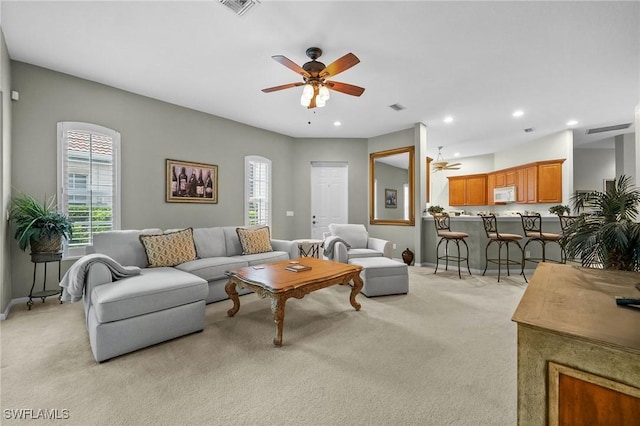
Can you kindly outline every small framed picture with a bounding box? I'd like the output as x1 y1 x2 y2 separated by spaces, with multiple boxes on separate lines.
385 188 397 208
166 159 218 203
603 178 615 193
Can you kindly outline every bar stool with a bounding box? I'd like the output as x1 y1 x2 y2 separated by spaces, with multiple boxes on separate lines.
433 213 471 279
480 215 527 282
519 213 563 266
558 215 581 263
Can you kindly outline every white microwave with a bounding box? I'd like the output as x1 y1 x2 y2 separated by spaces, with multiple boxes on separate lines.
494 186 517 203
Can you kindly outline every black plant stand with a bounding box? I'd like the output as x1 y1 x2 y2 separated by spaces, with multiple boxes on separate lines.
28 252 63 310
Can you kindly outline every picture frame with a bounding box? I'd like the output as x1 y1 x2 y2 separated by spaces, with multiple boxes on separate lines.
385 188 397 208
166 159 218 203
603 178 615 193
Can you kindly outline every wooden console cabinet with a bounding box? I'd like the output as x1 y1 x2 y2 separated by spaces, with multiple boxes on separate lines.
512 263 640 425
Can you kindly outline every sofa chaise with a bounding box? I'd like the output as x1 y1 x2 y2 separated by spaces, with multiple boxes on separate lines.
80 226 297 361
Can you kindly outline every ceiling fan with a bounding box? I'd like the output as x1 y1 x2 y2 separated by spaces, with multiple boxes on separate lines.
432 146 462 172
262 47 365 109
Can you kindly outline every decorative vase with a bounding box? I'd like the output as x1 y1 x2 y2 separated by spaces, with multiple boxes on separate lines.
402 248 414 266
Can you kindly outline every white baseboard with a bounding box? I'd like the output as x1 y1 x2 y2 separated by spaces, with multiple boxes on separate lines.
0 297 29 321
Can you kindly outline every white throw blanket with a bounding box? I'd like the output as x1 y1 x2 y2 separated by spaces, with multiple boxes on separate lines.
59 253 141 302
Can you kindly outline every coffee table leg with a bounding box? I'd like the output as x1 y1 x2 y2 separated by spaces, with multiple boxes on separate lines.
350 274 363 311
270 296 286 347
225 280 241 317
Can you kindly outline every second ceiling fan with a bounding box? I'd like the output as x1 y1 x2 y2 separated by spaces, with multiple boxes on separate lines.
262 47 365 109
432 146 462 172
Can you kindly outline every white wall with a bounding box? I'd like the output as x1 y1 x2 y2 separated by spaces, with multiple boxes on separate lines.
574 148 615 191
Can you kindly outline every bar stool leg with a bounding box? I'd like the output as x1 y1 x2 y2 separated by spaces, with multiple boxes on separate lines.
461 238 472 277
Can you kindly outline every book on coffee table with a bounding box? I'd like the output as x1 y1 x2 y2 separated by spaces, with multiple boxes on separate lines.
285 264 312 272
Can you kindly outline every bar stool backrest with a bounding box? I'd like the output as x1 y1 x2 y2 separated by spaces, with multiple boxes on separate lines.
481 214 500 238
433 213 452 235
559 215 580 233
519 213 542 237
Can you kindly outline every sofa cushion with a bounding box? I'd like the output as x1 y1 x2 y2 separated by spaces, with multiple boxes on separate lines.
234 250 289 266
192 227 227 258
91 267 207 323
346 248 384 260
139 228 198 267
90 229 162 268
175 256 249 282
236 226 273 254
328 224 369 249
223 227 243 256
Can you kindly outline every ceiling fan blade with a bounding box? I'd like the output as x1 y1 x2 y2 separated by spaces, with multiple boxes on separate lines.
320 53 360 78
447 162 462 167
262 82 304 93
445 167 461 170
325 81 365 97
272 55 310 78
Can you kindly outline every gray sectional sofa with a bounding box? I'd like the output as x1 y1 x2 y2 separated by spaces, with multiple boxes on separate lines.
82 226 297 361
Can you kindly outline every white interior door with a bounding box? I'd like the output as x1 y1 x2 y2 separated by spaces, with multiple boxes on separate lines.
310 162 348 239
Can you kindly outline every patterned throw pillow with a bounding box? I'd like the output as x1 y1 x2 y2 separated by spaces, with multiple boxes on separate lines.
236 226 273 255
139 228 197 267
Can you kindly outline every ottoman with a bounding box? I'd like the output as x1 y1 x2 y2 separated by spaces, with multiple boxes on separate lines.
348 257 409 297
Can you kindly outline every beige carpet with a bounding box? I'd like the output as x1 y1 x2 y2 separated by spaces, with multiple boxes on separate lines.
0 266 527 425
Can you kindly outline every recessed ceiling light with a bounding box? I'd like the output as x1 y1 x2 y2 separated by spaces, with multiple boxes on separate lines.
512 110 524 118
566 120 578 126
453 152 460 157
443 116 454 123
333 121 342 126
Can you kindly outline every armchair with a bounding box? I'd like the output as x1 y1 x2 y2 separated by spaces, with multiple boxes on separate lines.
322 223 392 263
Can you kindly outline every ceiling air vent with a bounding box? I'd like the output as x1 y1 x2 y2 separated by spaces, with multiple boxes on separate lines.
586 123 632 134
389 103 406 111
219 0 259 16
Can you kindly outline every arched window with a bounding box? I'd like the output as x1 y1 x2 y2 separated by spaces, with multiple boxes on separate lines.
57 122 121 258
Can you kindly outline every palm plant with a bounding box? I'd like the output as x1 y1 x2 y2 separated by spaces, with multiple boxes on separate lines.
9 194 73 252
564 175 640 271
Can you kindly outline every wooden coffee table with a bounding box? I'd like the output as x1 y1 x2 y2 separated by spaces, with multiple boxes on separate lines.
225 257 364 346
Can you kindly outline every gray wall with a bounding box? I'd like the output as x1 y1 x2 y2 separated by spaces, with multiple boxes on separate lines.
291 138 368 234
11 61 362 299
374 162 407 220
574 148 615 192
368 127 418 260
1 29 12 315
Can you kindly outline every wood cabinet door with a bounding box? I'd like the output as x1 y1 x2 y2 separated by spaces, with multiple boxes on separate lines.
516 168 526 203
467 176 487 205
495 172 506 188
487 173 496 205
448 177 466 206
525 166 537 203
538 162 563 203
505 170 517 187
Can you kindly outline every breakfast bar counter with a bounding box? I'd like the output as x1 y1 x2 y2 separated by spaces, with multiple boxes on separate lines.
421 215 563 272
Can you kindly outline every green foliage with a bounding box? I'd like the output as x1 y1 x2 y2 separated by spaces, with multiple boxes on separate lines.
548 204 570 216
67 206 113 245
9 194 73 252
427 205 444 214
564 175 640 271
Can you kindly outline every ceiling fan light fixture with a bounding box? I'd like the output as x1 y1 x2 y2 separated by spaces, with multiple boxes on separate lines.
318 85 330 101
300 84 314 106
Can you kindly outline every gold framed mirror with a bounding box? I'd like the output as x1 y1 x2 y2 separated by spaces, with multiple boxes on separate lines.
369 146 415 226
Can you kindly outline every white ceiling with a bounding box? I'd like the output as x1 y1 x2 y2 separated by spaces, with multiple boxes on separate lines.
2 1 638 160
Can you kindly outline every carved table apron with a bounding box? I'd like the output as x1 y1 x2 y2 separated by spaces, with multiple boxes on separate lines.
225 258 364 347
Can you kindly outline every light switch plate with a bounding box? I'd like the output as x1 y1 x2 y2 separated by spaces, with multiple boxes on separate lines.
286 211 294 216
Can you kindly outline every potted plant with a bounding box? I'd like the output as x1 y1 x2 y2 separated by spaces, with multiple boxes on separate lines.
563 175 640 271
427 205 444 216
9 194 73 254
548 204 571 216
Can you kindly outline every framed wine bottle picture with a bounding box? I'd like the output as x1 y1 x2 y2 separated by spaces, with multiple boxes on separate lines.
166 159 218 203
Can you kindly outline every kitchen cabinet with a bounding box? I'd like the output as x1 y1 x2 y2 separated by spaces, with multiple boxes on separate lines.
480 159 564 205
448 174 487 206
487 173 496 205
537 161 563 203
